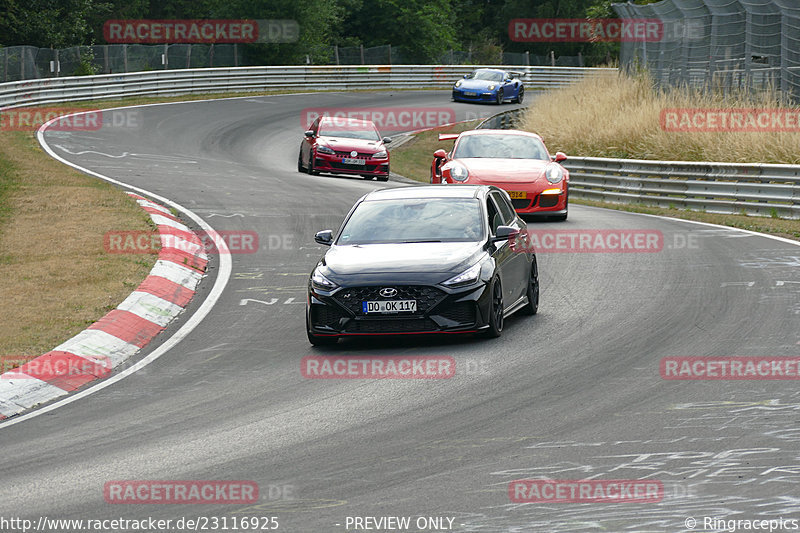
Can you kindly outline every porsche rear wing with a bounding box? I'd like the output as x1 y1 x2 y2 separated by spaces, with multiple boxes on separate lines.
438 133 459 141
509 71 524 79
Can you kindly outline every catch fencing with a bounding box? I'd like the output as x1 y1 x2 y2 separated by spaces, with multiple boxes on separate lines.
612 0 800 101
0 43 587 82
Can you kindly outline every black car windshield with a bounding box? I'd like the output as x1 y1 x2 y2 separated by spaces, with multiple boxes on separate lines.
470 69 504 82
337 198 484 245
319 122 380 141
454 134 549 160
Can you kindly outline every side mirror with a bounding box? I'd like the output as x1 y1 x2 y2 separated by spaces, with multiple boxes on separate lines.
493 225 518 242
314 230 333 246
382 137 392 144
553 152 567 163
463 74 469 79
304 130 315 138
433 149 447 159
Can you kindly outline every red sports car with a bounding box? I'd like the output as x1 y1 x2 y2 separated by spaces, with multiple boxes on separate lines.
298 116 390 181
431 129 569 220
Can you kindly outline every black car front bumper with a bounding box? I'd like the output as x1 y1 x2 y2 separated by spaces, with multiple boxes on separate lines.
307 282 492 337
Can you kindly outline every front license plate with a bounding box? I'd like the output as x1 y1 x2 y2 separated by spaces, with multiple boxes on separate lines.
464 91 477 97
363 300 417 314
342 157 365 165
508 191 528 199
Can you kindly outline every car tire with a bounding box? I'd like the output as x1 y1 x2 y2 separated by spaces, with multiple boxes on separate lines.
297 148 305 173
377 175 389 182
520 258 539 315
483 279 504 338
516 87 525 104
308 152 319 175
495 89 504 105
306 314 338 346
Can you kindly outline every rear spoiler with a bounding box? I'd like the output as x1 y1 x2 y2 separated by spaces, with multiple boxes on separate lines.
509 71 524 79
438 133 459 141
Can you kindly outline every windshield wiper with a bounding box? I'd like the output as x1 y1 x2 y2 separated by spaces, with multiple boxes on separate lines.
401 239 442 243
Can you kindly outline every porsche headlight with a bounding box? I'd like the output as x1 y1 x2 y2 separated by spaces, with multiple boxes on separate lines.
545 164 564 184
488 84 496 91
311 268 338 291
455 80 463 88
442 262 482 287
317 145 335 155
449 163 469 182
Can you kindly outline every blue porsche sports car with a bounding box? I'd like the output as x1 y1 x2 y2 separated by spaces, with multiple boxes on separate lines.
452 68 525 105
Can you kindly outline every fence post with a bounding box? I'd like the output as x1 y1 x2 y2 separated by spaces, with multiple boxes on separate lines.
550 50 555 66
123 44 128 73
525 51 530 66
578 51 583 67
163 43 168 69
334 44 339 65
54 48 59 77
360 44 365 65
209 44 214 67
186 45 192 68
2 48 6 82
104 45 109 73
388 44 391 65
234 43 239 67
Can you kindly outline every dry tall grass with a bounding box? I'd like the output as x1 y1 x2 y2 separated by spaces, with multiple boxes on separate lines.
519 71 800 164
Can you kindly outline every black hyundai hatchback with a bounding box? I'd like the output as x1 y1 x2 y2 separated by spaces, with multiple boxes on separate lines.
306 185 539 345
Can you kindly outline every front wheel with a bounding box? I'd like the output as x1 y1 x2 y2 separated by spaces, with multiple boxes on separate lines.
516 87 525 104
495 89 504 105
297 148 305 172
308 152 319 175
376 175 389 182
483 279 504 338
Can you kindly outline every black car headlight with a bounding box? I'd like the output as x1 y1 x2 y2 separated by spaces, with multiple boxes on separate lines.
545 164 564 184
311 268 338 291
317 145 335 155
372 150 387 159
442 262 482 288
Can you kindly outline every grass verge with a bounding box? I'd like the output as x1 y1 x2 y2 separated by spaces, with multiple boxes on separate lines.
0 129 155 359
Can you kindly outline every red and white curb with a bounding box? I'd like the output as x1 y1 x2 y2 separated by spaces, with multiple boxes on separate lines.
0 192 207 420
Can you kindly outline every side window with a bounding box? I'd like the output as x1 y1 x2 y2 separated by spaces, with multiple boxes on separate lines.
486 196 503 235
491 191 515 224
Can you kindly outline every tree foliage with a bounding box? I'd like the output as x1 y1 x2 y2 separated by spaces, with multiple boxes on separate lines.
0 0 625 65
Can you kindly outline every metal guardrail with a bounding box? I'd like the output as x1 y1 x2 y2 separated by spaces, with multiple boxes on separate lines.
564 157 800 219
0 65 615 110
480 108 800 219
